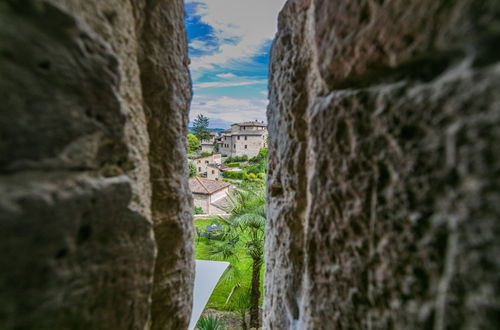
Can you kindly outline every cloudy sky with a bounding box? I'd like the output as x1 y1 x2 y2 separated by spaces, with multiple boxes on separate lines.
185 0 286 128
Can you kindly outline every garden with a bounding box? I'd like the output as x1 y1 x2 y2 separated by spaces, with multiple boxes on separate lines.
194 186 265 330
221 148 268 186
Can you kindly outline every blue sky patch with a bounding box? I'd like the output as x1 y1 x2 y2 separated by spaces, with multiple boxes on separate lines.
185 0 286 128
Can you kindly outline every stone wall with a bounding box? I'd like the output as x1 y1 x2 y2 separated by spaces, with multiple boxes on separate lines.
0 0 193 329
265 0 500 329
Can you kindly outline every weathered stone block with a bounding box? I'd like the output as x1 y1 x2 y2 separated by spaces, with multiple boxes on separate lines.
0 0 193 329
266 0 500 329
0 175 154 329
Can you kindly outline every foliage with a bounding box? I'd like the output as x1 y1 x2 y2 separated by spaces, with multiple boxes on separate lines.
194 206 204 215
208 187 266 328
196 314 225 330
222 170 247 180
192 114 211 141
245 163 265 175
201 151 212 157
225 155 248 163
242 148 267 177
188 162 198 178
258 148 268 159
193 220 265 310
187 133 200 153
224 285 251 329
225 162 240 168
221 154 227 157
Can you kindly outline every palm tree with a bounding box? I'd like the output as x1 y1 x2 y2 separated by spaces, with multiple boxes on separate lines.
208 186 266 329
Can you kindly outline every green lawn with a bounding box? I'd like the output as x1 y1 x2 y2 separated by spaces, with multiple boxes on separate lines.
194 219 265 309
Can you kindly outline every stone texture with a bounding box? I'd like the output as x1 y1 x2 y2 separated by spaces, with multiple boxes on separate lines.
136 1 194 328
0 0 193 329
265 0 500 329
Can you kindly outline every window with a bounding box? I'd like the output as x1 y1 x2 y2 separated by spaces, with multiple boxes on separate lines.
245 145 247 149
243 127 246 130
198 167 201 171
197 160 200 164
205 160 209 164
212 170 215 174
237 136 240 140
234 144 236 148
245 136 247 141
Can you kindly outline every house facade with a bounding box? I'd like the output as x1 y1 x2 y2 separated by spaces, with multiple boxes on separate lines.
217 121 268 158
190 154 222 180
200 131 218 153
200 140 214 154
189 177 231 215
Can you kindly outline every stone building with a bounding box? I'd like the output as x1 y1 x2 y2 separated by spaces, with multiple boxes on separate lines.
200 140 214 154
189 177 230 215
190 154 222 180
217 121 267 158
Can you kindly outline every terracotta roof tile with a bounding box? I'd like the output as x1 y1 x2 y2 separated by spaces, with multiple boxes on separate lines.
189 177 230 194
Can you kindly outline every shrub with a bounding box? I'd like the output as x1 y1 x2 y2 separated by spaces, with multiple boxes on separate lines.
196 315 225 330
201 152 212 157
258 148 268 159
188 162 198 178
223 171 246 180
187 133 200 153
225 155 248 163
225 162 240 168
221 154 228 157
194 206 204 215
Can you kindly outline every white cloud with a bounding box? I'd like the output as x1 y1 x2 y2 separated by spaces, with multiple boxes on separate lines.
216 73 237 79
186 0 287 72
195 79 267 89
190 95 268 124
189 38 218 52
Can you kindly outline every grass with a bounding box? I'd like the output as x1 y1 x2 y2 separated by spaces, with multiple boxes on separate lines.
194 219 265 309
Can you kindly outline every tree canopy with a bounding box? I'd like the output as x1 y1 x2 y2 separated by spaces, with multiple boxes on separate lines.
209 186 266 328
192 114 211 141
187 133 200 154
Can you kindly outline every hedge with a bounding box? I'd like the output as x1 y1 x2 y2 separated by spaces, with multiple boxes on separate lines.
222 170 247 180
225 162 241 168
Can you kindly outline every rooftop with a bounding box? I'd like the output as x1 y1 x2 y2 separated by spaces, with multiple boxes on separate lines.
189 177 230 195
211 196 231 211
190 153 222 160
232 121 267 127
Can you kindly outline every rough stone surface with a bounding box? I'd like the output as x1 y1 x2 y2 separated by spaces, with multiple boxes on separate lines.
0 1 193 329
136 1 194 328
265 1 500 329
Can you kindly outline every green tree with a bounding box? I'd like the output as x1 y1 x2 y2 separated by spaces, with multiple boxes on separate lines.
192 114 211 141
188 162 198 178
209 187 266 329
187 133 200 154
